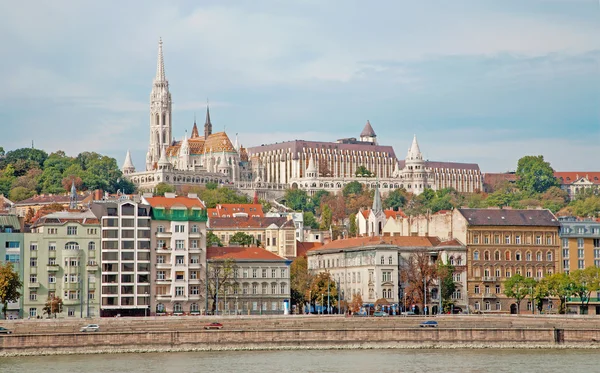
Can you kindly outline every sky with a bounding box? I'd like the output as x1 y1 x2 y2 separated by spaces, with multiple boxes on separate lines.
0 0 599 173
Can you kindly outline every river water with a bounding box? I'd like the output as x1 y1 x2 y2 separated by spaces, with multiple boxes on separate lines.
0 349 595 372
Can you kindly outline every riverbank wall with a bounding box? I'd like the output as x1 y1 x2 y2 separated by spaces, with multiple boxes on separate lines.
2 327 600 356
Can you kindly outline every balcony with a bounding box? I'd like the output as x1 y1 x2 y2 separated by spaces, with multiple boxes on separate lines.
189 231 202 238
156 246 172 252
64 299 80 306
86 264 99 272
189 262 202 269
156 278 172 285
47 264 59 272
156 263 171 269
482 293 497 299
48 283 56 290
28 282 40 288
156 294 172 301
482 276 497 282
155 231 172 238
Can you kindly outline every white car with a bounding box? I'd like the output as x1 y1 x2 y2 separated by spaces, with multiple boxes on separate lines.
80 324 100 332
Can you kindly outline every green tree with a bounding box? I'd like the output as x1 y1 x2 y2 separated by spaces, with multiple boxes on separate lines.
570 267 600 314
290 256 314 309
342 181 363 197
284 188 309 211
0 146 4 157
310 190 330 212
516 155 559 195
544 273 575 314
355 165 373 177
155 182 176 196
1 148 48 170
465 193 487 208
206 182 218 190
348 213 357 237
303 211 319 229
383 188 407 211
307 272 338 313
0 262 23 319
320 204 332 230
229 232 254 247
438 262 455 313
9 186 35 202
207 231 223 247
503 274 536 314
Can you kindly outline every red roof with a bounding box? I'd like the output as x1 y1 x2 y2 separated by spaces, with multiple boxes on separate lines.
209 216 294 229
554 172 600 185
360 210 369 219
296 241 323 257
384 209 407 219
207 203 264 218
309 236 442 253
145 196 205 209
207 246 287 261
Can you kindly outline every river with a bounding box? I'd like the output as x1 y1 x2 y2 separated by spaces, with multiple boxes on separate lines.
0 349 595 372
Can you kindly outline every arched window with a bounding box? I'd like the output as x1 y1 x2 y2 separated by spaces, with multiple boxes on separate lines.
526 251 532 261
173 303 182 313
88 242 95 250
473 251 480 261
546 251 553 261
157 225 165 233
505 251 511 261
65 242 79 250
515 251 522 261
494 251 500 261
484 251 490 261
191 224 199 233
156 303 165 313
380 256 385 265
388 256 393 265
190 303 199 313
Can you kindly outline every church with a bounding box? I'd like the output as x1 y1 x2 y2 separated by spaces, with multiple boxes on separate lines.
123 39 251 190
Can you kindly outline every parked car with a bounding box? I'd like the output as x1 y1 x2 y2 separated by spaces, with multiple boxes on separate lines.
0 327 12 334
204 322 223 330
401 311 416 316
419 320 438 328
80 324 100 332
373 311 388 317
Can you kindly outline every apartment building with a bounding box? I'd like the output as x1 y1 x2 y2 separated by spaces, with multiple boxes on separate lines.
142 193 207 315
24 211 101 318
91 198 152 317
207 246 291 315
0 215 24 319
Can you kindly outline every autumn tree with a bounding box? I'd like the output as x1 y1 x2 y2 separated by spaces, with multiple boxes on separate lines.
43 296 63 319
290 256 314 308
206 258 238 314
349 293 363 314
400 251 437 314
503 274 536 314
307 272 338 313
207 231 223 247
229 232 254 247
0 262 22 319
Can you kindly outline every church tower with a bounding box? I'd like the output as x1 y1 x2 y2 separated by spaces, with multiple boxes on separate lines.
147 38 172 171
204 104 212 139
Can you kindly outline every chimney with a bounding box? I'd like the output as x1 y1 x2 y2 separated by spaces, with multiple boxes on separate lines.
94 189 103 201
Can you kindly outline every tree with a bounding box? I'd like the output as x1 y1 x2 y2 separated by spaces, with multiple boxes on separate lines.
384 188 407 211
532 279 549 313
570 267 600 314
303 212 319 229
306 272 338 313
206 258 238 314
43 296 63 319
318 157 331 177
155 182 176 196
342 181 363 197
503 274 536 314
544 273 575 314
207 231 223 247
355 165 373 177
349 293 363 314
284 189 309 211
438 262 455 313
516 155 558 195
0 262 23 319
1 148 48 170
400 251 437 314
8 186 35 202
320 205 332 230
206 182 218 190
229 232 254 247
290 256 314 309
348 213 357 237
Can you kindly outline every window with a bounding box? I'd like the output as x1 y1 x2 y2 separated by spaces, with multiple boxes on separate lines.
176 256 184 265
48 275 56 283
535 236 541 245
505 251 511 261
262 283 267 294
157 255 165 264
562 238 569 248
388 256 393 265
494 235 500 244
380 256 385 265
29 308 37 318
578 260 585 269
474 285 480 294
30 258 37 267
281 268 286 278
175 287 185 296
526 270 532 278
452 273 461 282
157 271 165 280
190 271 197 280
271 283 277 294
485 302 491 311
262 269 267 278
456 257 462 266
515 252 521 261
271 269 276 278
190 256 199 264
546 252 552 261
526 252 532 261
30 243 37 251
563 249 569 258
252 269 257 278
190 286 199 295
473 251 479 261
382 271 392 282
88 242 95 250
495 268 501 277
484 236 489 244
494 251 500 261
67 226 78 235
29 275 37 283
48 258 56 265
252 284 258 294
515 235 521 244
29 292 37 301
496 302 501 311
495 285 501 294
484 251 490 261
65 242 79 250
48 228 57 235
536 252 542 261
505 269 511 278
157 240 165 249
578 227 585 234
48 242 56 251
174 303 183 313
175 240 185 250
191 225 199 233
578 249 585 259
280 283 286 294
577 238 584 249
473 236 479 244
563 260 570 271
191 240 198 249
505 235 510 244
595 249 600 259
547 236 552 245
175 225 185 233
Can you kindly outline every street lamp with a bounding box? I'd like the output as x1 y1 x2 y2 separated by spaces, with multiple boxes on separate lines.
145 292 148 317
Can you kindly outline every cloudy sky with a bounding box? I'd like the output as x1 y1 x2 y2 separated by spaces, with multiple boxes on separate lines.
1 0 599 172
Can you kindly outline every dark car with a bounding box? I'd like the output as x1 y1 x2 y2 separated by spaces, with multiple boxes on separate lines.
204 322 223 330
420 320 438 328
0 327 12 334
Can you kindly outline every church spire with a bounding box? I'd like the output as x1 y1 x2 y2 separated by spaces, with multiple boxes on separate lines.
204 101 213 139
155 38 166 81
69 180 77 210
372 182 382 214
407 134 422 160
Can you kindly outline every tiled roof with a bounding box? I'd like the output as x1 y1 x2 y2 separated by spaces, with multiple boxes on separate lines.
208 204 264 218
0 215 21 230
483 173 517 184
32 210 100 227
397 160 481 171
209 216 293 229
437 238 465 248
554 172 600 185
360 120 376 137
207 246 287 261
296 241 323 257
166 131 237 156
239 146 249 162
360 210 370 219
385 209 407 219
434 210 452 215
248 140 397 160
457 208 560 227
14 193 91 206
145 196 205 209
309 236 442 253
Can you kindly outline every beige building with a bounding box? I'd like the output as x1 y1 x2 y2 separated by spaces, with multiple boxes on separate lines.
207 246 291 315
12 193 93 218
307 236 468 314
208 216 297 258
142 193 207 315
24 211 101 318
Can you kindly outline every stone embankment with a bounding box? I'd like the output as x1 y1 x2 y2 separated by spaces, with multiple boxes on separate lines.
1 315 600 356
